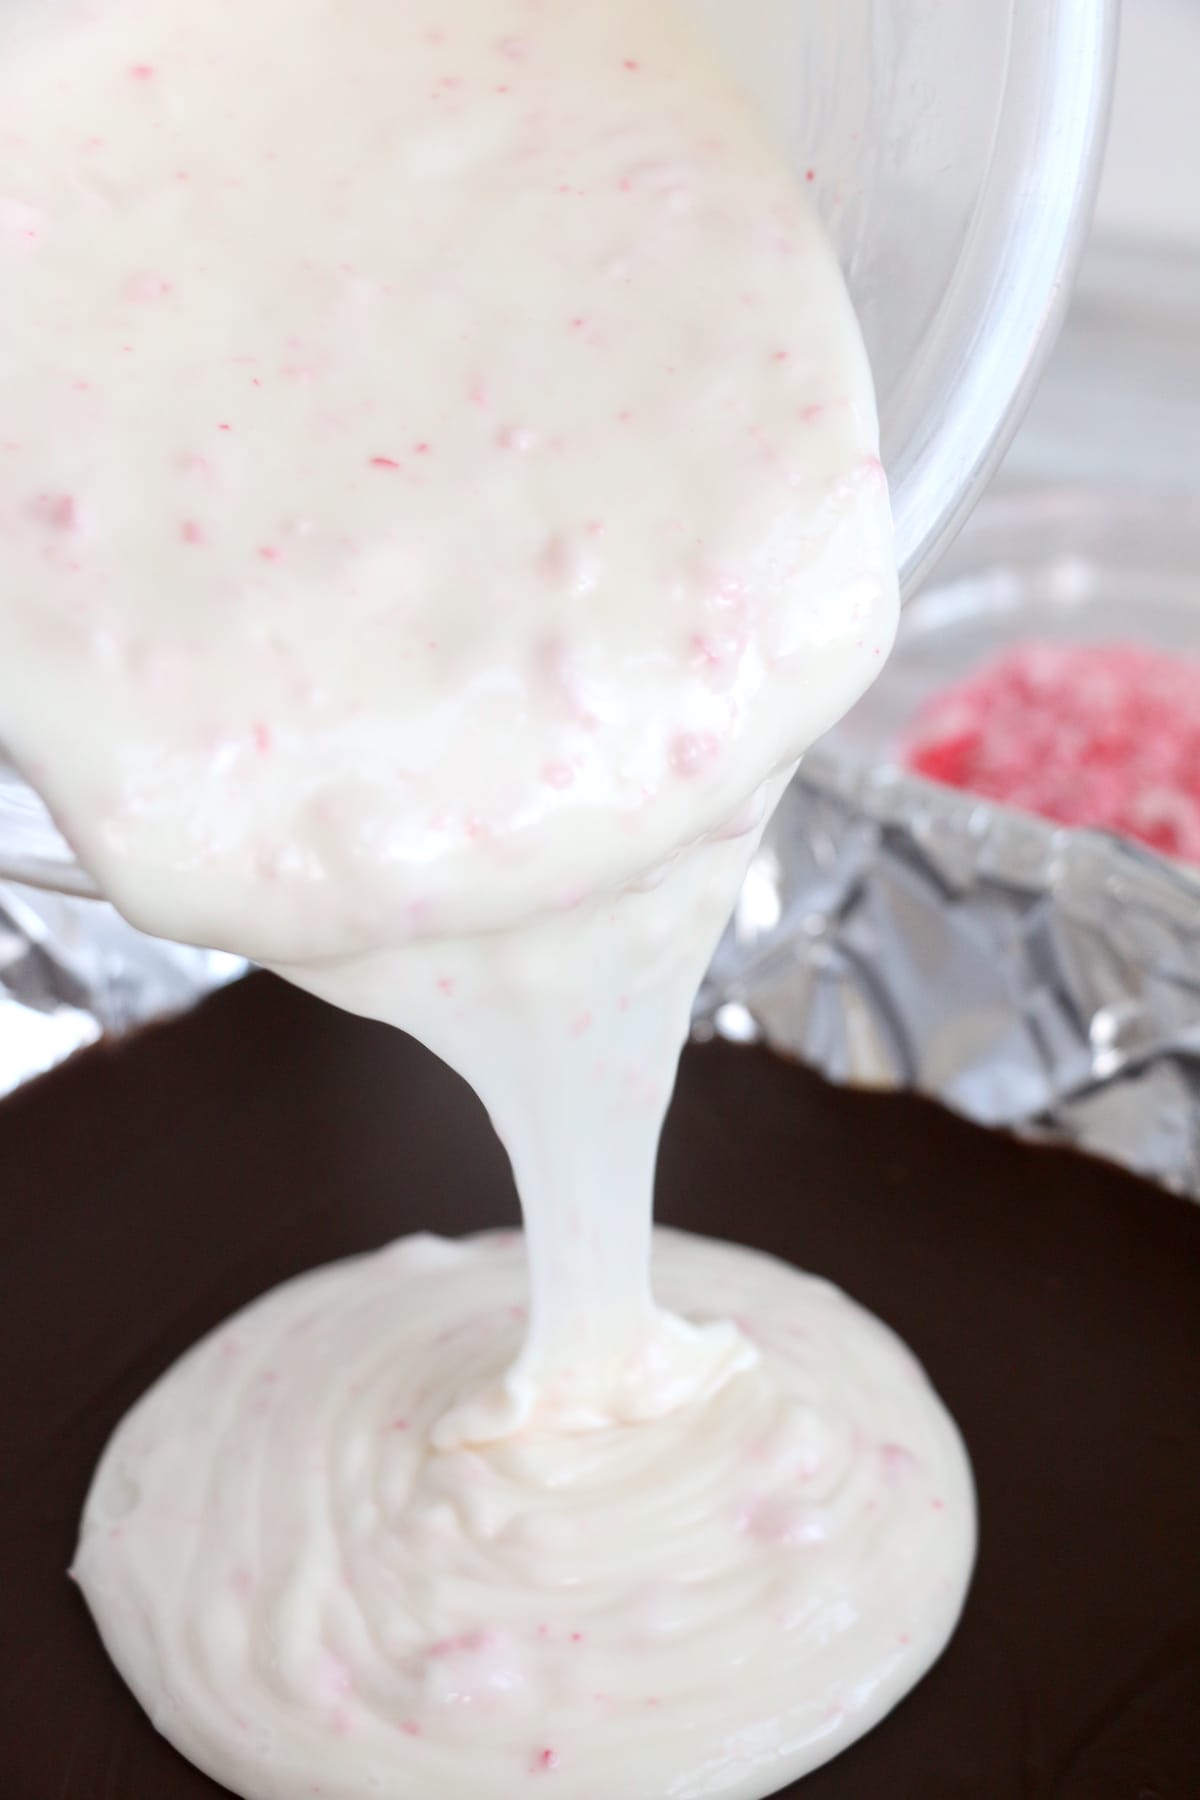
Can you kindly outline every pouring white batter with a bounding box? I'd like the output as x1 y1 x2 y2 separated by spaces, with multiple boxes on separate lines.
0 2 974 1795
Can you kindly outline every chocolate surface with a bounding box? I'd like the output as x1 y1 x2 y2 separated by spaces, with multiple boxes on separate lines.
1 972 1198 1798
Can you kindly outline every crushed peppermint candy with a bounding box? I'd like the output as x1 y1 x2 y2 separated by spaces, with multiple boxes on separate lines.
902 641 1200 867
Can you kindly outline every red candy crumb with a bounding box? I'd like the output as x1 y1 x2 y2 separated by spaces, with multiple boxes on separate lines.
903 641 1200 867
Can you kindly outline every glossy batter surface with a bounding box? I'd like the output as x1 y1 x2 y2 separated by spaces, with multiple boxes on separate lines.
1 981 1196 1799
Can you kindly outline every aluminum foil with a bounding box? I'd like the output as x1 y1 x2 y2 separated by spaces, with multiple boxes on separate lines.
0 880 243 1099
698 469 1200 1198
698 748 1200 1197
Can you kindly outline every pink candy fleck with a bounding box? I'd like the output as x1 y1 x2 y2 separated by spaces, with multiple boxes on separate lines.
0 198 47 252
533 1748 560 1772
370 455 401 470
124 271 173 303
180 519 206 546
252 723 272 754
668 731 720 779
428 1630 496 1660
880 1442 917 1482
29 493 85 533
130 64 156 80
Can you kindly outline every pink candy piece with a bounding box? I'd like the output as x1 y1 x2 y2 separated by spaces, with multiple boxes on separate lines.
29 493 85 533
903 640 1200 866
668 730 720 779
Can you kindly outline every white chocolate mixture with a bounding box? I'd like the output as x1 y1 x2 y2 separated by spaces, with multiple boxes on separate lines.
0 2 973 1795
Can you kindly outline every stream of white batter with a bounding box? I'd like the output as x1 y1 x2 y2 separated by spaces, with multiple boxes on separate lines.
0 3 974 1794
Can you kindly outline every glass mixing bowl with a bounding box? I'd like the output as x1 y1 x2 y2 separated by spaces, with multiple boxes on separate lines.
0 0 1118 896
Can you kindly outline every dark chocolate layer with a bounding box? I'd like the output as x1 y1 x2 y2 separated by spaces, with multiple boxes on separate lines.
1 973 1197 1798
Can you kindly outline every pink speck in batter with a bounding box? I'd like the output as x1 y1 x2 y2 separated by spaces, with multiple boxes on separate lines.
258 545 281 563
29 493 85 533
1 198 47 251
399 1720 422 1738
533 1748 561 1772
252 722 272 754
497 425 537 453
669 731 720 779
124 272 173 303
370 455 401 470
179 452 216 483
880 1442 917 1482
180 520 206 546
130 64 156 81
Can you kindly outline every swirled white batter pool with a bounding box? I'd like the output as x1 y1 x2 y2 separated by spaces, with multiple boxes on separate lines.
0 1 974 1795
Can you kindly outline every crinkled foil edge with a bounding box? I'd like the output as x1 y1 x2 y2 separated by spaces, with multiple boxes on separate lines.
697 751 1200 1198
4 754 1198 1199
0 881 244 1099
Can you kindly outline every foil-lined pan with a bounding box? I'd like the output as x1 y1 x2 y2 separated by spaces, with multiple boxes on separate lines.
2 243 1198 1191
2 482 1198 1198
700 484 1200 1196
0 880 243 1098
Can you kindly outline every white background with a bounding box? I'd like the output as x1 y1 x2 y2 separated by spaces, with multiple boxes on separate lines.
1096 0 1200 246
